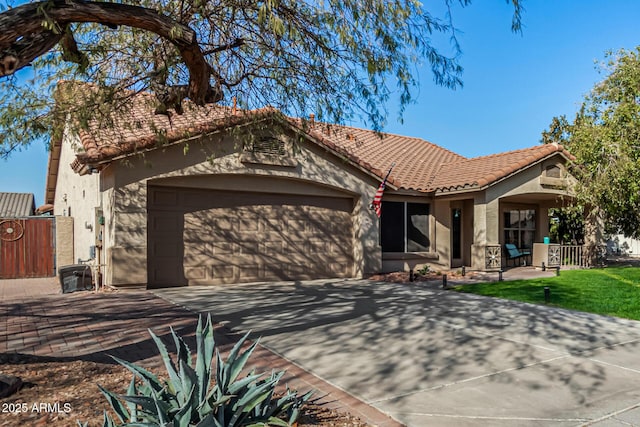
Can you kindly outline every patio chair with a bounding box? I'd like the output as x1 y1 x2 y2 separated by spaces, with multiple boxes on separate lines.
504 243 531 267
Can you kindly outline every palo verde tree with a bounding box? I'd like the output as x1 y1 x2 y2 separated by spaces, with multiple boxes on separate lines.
542 47 640 239
0 0 523 158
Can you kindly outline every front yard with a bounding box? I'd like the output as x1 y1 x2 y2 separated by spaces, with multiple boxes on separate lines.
456 267 640 320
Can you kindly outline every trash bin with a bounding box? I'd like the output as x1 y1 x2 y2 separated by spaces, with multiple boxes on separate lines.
58 264 93 293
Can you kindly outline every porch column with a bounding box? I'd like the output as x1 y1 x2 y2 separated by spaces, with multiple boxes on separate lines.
537 202 554 242
471 196 501 271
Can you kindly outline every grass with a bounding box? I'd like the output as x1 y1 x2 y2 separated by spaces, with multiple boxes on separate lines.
456 267 640 320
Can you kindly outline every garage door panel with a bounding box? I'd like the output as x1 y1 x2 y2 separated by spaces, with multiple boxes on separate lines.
212 241 234 255
185 266 207 280
211 264 235 280
148 186 354 286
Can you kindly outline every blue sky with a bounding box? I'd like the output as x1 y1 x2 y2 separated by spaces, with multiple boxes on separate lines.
1 1 640 206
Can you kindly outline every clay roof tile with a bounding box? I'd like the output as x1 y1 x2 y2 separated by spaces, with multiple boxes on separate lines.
61 84 574 192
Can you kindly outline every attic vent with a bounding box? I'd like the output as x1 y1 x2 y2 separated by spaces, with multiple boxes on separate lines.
545 165 562 178
246 137 286 156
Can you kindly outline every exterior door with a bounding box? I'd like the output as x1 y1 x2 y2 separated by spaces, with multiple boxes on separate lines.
451 208 462 268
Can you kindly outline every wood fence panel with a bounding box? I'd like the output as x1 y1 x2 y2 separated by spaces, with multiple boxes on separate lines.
0 217 55 279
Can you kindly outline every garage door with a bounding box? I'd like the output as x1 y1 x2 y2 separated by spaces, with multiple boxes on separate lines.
148 186 355 287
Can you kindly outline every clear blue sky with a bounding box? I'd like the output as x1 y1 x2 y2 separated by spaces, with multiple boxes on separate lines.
1 1 640 206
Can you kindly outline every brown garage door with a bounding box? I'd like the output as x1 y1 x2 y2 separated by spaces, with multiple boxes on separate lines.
148 186 354 287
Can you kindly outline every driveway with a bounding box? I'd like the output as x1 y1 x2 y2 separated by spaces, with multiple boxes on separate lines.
154 279 640 427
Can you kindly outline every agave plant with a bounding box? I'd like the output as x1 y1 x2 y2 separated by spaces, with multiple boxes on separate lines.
84 315 312 427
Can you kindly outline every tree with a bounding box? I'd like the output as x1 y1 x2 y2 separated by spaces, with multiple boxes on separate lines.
542 47 640 238
0 0 523 158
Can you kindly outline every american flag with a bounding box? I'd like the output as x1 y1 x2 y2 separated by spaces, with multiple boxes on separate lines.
371 164 394 217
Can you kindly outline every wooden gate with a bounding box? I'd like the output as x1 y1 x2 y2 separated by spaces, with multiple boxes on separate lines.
0 217 55 279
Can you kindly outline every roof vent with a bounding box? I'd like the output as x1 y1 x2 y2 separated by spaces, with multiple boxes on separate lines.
246 137 286 156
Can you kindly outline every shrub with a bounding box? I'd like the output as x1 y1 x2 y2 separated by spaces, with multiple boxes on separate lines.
84 315 312 427
417 265 430 275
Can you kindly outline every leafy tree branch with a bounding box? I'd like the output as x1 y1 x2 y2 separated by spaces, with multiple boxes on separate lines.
0 0 524 158
542 47 640 238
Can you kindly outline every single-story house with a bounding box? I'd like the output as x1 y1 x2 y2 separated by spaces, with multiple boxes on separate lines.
45 87 577 288
0 192 35 217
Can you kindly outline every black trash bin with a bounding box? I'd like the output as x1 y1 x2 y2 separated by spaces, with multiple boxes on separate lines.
58 264 93 293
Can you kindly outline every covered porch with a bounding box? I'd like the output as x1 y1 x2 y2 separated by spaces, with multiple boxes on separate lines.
452 192 602 272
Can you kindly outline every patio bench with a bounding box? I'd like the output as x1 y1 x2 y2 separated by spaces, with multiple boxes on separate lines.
505 243 531 266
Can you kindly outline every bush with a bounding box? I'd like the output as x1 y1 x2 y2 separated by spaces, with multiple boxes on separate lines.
417 265 430 275
84 315 312 427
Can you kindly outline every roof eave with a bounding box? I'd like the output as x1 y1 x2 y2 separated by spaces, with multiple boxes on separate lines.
434 150 575 196
286 123 403 191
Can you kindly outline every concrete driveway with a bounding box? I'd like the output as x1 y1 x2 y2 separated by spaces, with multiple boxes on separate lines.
153 279 640 426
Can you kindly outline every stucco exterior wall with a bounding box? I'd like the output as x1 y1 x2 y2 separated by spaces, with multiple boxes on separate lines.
486 157 573 202
54 131 101 264
54 215 74 269
101 128 382 286
434 199 451 269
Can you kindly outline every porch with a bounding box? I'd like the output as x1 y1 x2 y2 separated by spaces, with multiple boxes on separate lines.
482 243 608 271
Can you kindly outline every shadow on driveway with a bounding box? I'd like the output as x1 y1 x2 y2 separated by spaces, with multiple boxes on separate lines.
155 279 640 427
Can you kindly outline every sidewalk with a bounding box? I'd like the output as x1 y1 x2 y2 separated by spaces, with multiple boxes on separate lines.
0 277 402 427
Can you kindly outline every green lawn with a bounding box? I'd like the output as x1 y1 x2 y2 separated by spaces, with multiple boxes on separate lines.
456 267 640 320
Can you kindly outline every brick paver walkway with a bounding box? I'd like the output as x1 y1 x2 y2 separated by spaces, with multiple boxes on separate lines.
0 277 401 427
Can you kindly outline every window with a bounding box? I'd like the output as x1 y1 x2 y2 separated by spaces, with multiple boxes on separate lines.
504 209 535 250
381 201 430 252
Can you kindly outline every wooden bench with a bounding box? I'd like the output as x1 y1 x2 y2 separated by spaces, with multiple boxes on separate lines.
505 243 531 266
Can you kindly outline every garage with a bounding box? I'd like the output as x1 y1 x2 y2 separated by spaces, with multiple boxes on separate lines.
147 185 355 287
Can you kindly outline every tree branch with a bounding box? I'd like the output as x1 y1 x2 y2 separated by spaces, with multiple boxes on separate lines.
202 38 245 55
0 0 221 106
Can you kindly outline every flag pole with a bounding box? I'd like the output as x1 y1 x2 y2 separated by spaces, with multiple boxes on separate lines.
371 162 395 217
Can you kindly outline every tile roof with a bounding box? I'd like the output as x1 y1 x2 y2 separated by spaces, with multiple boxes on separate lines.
66 86 464 191
296 121 464 190
0 192 35 217
58 84 574 193
430 144 576 193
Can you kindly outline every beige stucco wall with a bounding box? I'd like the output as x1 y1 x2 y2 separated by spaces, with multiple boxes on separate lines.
434 198 451 269
99 127 382 286
54 215 74 269
54 131 101 265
